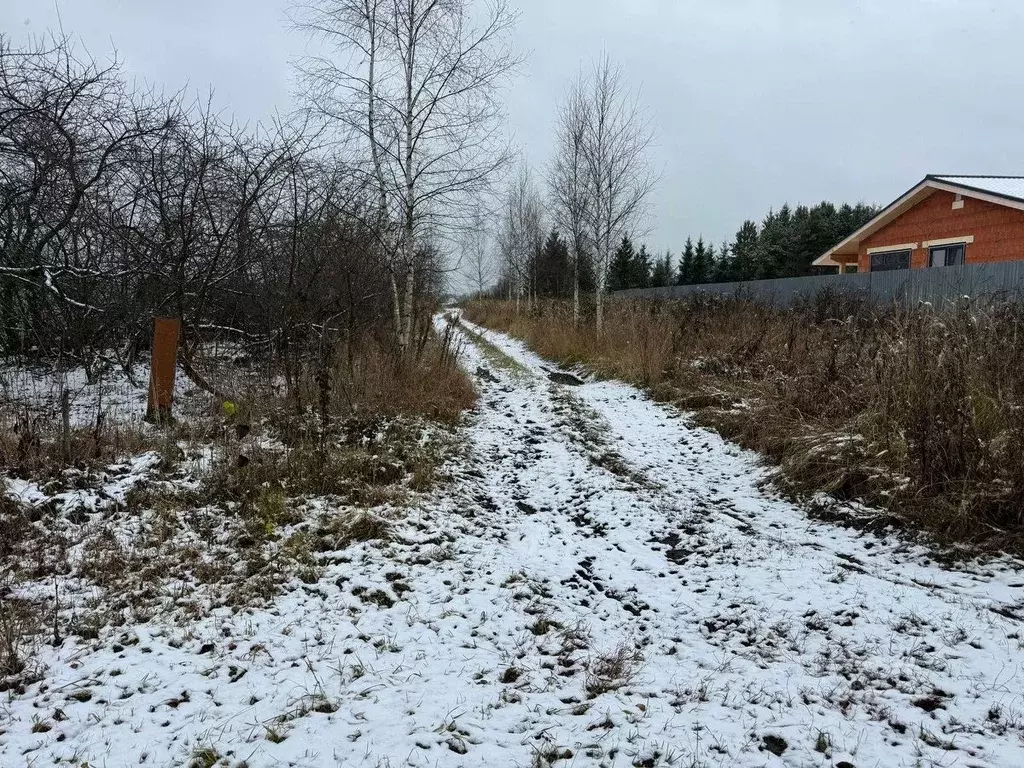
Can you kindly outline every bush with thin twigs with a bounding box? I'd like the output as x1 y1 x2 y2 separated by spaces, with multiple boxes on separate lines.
233 325 476 429
465 295 1024 553
0 494 32 561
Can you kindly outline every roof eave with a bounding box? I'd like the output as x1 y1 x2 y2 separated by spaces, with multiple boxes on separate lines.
926 176 1024 211
812 253 844 268
814 178 941 264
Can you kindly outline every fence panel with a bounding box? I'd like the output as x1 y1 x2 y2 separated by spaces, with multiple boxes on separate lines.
614 261 1024 307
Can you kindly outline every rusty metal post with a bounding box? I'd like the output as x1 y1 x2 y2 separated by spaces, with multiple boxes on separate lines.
146 317 181 423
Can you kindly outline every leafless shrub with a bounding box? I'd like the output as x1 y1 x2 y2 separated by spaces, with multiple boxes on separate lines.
0 403 159 478
0 31 479 412
289 331 476 424
0 493 32 561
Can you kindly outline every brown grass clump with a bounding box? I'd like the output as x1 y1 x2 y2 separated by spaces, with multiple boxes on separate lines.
205 415 454 508
284 327 476 425
315 510 393 552
0 409 162 478
464 295 1024 553
0 591 40 683
585 643 643 698
0 494 32 561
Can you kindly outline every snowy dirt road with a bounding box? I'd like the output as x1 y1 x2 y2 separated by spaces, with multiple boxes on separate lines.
5 314 1024 768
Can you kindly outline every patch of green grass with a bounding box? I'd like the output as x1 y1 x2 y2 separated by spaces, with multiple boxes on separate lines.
265 725 287 743
188 745 221 768
814 730 830 754
361 589 395 608
458 322 530 376
530 617 562 636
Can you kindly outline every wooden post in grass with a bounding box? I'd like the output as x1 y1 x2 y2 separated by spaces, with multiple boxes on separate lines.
146 317 181 424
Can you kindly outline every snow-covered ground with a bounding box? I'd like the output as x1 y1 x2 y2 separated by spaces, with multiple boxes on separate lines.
0 356 212 427
1 360 152 426
4 314 1024 767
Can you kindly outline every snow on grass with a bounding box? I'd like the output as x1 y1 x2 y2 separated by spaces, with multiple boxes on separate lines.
0 348 249 430
1 361 153 427
2 315 1024 767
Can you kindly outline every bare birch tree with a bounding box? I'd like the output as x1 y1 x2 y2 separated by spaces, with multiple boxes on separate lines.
294 0 519 353
579 55 656 333
496 163 543 313
461 204 494 298
548 74 591 326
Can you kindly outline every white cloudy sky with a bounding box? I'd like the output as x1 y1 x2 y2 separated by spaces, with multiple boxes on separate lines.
3 0 1024 255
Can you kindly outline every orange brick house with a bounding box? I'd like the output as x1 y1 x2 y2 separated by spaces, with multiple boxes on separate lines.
814 176 1024 273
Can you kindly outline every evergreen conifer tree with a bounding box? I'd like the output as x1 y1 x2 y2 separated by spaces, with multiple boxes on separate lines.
537 229 571 297
632 244 652 288
677 237 695 285
712 240 733 282
578 249 597 293
608 235 636 292
731 220 759 282
691 237 710 284
650 251 674 287
755 208 791 280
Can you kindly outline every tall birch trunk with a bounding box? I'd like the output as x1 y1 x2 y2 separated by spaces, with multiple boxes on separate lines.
398 0 416 355
572 250 580 327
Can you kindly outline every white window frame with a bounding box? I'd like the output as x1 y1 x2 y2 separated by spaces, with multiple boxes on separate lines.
866 243 918 255
922 235 974 248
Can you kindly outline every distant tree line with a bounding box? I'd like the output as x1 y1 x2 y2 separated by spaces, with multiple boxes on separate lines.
611 201 879 291
492 200 878 298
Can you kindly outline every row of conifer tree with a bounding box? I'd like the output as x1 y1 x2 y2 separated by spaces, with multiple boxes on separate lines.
520 201 878 297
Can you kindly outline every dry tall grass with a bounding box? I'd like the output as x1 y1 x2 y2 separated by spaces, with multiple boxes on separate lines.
464 295 1024 552
310 327 476 423
184 323 476 425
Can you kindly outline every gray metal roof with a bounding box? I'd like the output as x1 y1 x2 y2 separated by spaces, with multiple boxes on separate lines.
931 175 1024 203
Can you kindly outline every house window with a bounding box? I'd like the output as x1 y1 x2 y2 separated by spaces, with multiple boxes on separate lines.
869 249 911 272
928 243 965 267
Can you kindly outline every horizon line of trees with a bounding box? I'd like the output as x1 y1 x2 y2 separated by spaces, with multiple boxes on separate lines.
613 200 878 291
483 200 878 300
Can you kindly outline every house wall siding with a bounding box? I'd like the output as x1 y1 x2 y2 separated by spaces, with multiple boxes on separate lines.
857 190 1024 271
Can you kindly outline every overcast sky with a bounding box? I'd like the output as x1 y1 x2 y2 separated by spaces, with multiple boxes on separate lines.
3 0 1024 256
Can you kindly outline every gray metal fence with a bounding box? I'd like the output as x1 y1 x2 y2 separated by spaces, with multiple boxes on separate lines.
613 261 1024 307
